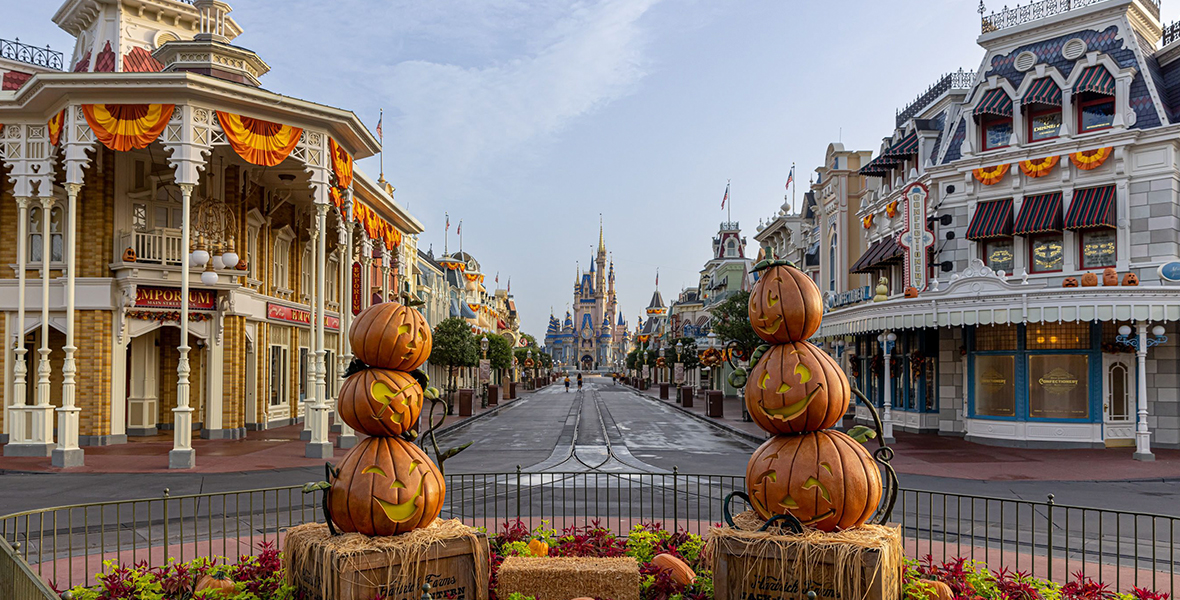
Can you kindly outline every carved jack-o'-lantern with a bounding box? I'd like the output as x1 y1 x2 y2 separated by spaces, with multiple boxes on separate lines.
748 261 824 344
745 342 849 435
1123 272 1139 286
904 286 919 298
337 368 423 437
1062 277 1079 288
328 436 445 536
349 302 432 371
1080 272 1098 287
122 247 137 262
746 430 881 532
1103 267 1118 287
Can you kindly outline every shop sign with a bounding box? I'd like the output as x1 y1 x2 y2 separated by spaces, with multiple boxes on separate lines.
351 262 363 315
979 369 1007 393
642 365 650 379
674 362 684 383
135 287 217 311
479 359 491 382
266 302 340 331
898 182 935 292
1159 261 1180 283
1037 368 1079 394
827 286 871 309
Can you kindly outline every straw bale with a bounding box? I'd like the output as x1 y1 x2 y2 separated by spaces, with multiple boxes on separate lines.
705 511 902 600
497 556 640 600
283 519 489 600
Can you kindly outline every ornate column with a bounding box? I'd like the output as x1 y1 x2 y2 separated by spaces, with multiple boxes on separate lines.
360 240 373 310
305 167 332 459
170 183 197 469
52 183 84 467
879 331 896 443
31 195 56 451
3 197 32 456
336 200 358 449
1134 323 1154 461
300 229 316 442
381 244 392 302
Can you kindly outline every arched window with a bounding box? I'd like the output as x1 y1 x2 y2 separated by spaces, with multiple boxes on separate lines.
725 239 737 257
29 204 65 264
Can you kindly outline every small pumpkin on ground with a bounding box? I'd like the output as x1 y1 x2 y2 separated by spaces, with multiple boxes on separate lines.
527 538 549 557
194 571 236 597
651 553 696 585
915 579 954 600
349 301 432 371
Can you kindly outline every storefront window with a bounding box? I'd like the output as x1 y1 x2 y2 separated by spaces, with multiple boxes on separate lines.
1028 354 1089 419
982 116 1012 151
974 325 1018 351
1027 108 1062 142
974 355 1016 417
1080 229 1116 269
1027 322 1090 350
983 238 1014 274
1078 97 1114 134
1030 234 1063 273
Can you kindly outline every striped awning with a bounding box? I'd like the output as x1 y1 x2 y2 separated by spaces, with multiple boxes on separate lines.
883 131 919 158
1065 185 1116 230
1014 192 1063 235
849 236 903 274
1075 66 1115 96
965 199 1014 240
974 88 1013 117
1022 78 1062 106
858 154 902 176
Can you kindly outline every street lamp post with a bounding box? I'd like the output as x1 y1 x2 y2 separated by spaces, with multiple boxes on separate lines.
527 349 533 390
1117 324 1166 461
480 335 490 409
878 331 897 442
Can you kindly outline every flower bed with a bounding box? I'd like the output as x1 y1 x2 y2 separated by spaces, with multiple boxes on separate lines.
61 524 1170 600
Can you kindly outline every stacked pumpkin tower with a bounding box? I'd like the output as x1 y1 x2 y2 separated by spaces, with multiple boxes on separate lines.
328 302 446 536
742 257 881 531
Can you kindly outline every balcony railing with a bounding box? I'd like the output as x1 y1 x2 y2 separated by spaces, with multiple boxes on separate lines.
980 0 1158 35
896 69 975 127
1164 20 1180 47
117 228 185 266
0 38 64 71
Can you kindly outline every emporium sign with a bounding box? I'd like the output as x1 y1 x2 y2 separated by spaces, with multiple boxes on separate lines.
351 262 363 315
267 302 340 331
898 182 935 292
135 287 217 311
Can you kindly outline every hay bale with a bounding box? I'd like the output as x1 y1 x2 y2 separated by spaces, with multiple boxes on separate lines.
705 512 903 600
283 519 489 600
497 556 640 600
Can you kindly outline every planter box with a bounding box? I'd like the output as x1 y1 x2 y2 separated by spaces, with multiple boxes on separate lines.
497 556 640 600
286 525 489 600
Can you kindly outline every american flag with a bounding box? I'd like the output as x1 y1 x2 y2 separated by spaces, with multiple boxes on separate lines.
457 220 462 236
375 112 383 140
445 212 449 233
785 166 794 190
720 183 729 209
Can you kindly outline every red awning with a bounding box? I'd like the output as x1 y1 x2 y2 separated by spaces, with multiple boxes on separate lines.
1075 66 1115 96
850 236 903 274
1065 185 1116 230
1022 78 1062 106
1014 192 1063 235
975 88 1013 117
966 199 1014 240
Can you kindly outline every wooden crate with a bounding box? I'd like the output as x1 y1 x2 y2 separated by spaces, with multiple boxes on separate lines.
289 531 489 600
712 528 901 600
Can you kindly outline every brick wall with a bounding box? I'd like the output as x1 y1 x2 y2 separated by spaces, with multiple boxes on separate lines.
1128 177 1180 281
78 311 113 436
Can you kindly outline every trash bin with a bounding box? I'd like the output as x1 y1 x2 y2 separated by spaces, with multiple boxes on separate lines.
706 390 724 418
458 388 474 416
487 384 499 406
679 386 693 407
508 381 517 399
659 382 670 399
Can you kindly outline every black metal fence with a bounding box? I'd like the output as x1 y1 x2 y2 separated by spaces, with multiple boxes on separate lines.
1 471 1176 595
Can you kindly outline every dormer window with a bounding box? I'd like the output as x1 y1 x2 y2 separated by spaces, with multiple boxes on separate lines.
1074 66 1116 134
1022 78 1062 143
974 88 1013 152
982 116 1013 151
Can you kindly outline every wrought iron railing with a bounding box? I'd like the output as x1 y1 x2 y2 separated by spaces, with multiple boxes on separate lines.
896 69 975 127
1 472 1176 595
0 38 64 71
980 0 1159 35
1164 20 1180 47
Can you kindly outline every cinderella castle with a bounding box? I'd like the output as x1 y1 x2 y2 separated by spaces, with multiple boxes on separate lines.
545 226 629 371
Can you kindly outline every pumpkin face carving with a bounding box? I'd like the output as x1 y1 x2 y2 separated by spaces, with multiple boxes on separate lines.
1123 272 1139 286
337 368 423 436
329 437 445 536
746 430 881 532
1081 272 1098 287
1062 277 1079 288
748 263 824 344
1103 267 1118 286
745 342 849 435
349 302 432 371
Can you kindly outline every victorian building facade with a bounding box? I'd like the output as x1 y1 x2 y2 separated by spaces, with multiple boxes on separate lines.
0 0 425 468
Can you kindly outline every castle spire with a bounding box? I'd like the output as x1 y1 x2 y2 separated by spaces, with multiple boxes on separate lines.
598 214 605 255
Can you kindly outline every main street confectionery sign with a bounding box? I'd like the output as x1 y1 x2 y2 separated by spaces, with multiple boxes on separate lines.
135 287 217 311
898 182 935 292
267 302 340 331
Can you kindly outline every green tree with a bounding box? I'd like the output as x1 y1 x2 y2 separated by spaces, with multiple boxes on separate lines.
520 333 538 348
486 334 514 384
625 348 640 371
669 337 700 370
710 290 761 358
432 317 477 412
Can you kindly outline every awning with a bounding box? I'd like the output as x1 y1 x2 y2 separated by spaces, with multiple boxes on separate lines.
883 131 919 158
858 154 902 177
1075 66 1115 96
1065 185 1116 230
1022 78 1062 106
1014 192 1063 235
849 236 903 274
966 199 1014 240
974 88 1013 117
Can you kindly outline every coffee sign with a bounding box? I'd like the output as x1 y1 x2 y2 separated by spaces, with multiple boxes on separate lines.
267 302 340 331
135 287 216 311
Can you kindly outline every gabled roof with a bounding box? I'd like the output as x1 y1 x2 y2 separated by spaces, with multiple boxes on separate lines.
647 290 665 309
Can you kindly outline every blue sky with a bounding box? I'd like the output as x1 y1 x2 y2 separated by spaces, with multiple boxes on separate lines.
12 1 1177 339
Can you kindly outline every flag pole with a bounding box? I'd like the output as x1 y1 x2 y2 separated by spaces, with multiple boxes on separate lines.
444 212 449 256
792 162 797 214
727 179 732 223
378 108 384 182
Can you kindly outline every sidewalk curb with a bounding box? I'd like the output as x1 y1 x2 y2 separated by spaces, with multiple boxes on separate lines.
626 386 766 446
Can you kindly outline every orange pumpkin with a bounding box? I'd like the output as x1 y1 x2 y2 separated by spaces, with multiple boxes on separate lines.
916 579 954 600
1062 277 1079 288
745 342 849 435
1103 267 1118 286
746 430 881 532
122 247 137 262
1081 272 1098 287
527 538 549 557
194 572 236 597
1123 272 1139 286
337 368 423 437
329 437 445 536
748 262 824 344
349 302 432 371
904 286 919 298
652 553 696 585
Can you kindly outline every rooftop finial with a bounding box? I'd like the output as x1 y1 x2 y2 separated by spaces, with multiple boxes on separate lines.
598 214 605 254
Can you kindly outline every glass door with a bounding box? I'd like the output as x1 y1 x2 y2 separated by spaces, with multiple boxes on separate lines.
1102 356 1135 447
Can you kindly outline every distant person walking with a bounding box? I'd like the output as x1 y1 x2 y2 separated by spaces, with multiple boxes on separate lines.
577 373 583 390
564 376 570 392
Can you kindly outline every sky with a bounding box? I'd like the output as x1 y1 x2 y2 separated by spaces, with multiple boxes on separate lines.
10 0 1178 340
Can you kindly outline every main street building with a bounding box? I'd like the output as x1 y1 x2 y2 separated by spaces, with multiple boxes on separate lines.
0 0 423 467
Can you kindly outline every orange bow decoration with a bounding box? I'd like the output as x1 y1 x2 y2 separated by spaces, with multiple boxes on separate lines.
885 201 899 218
1069 147 1112 171
1018 156 1059 178
862 214 874 229
972 163 1009 186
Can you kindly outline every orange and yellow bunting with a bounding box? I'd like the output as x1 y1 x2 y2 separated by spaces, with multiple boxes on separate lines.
216 111 302 167
328 137 353 190
328 187 343 210
1018 156 1058 178
885 201 899 218
1069 147 1112 171
862 214 874 229
972 163 1009 185
47 110 66 146
82 104 174 152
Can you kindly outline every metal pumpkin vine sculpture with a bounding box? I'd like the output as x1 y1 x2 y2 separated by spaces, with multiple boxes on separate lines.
305 301 471 538
725 250 897 533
